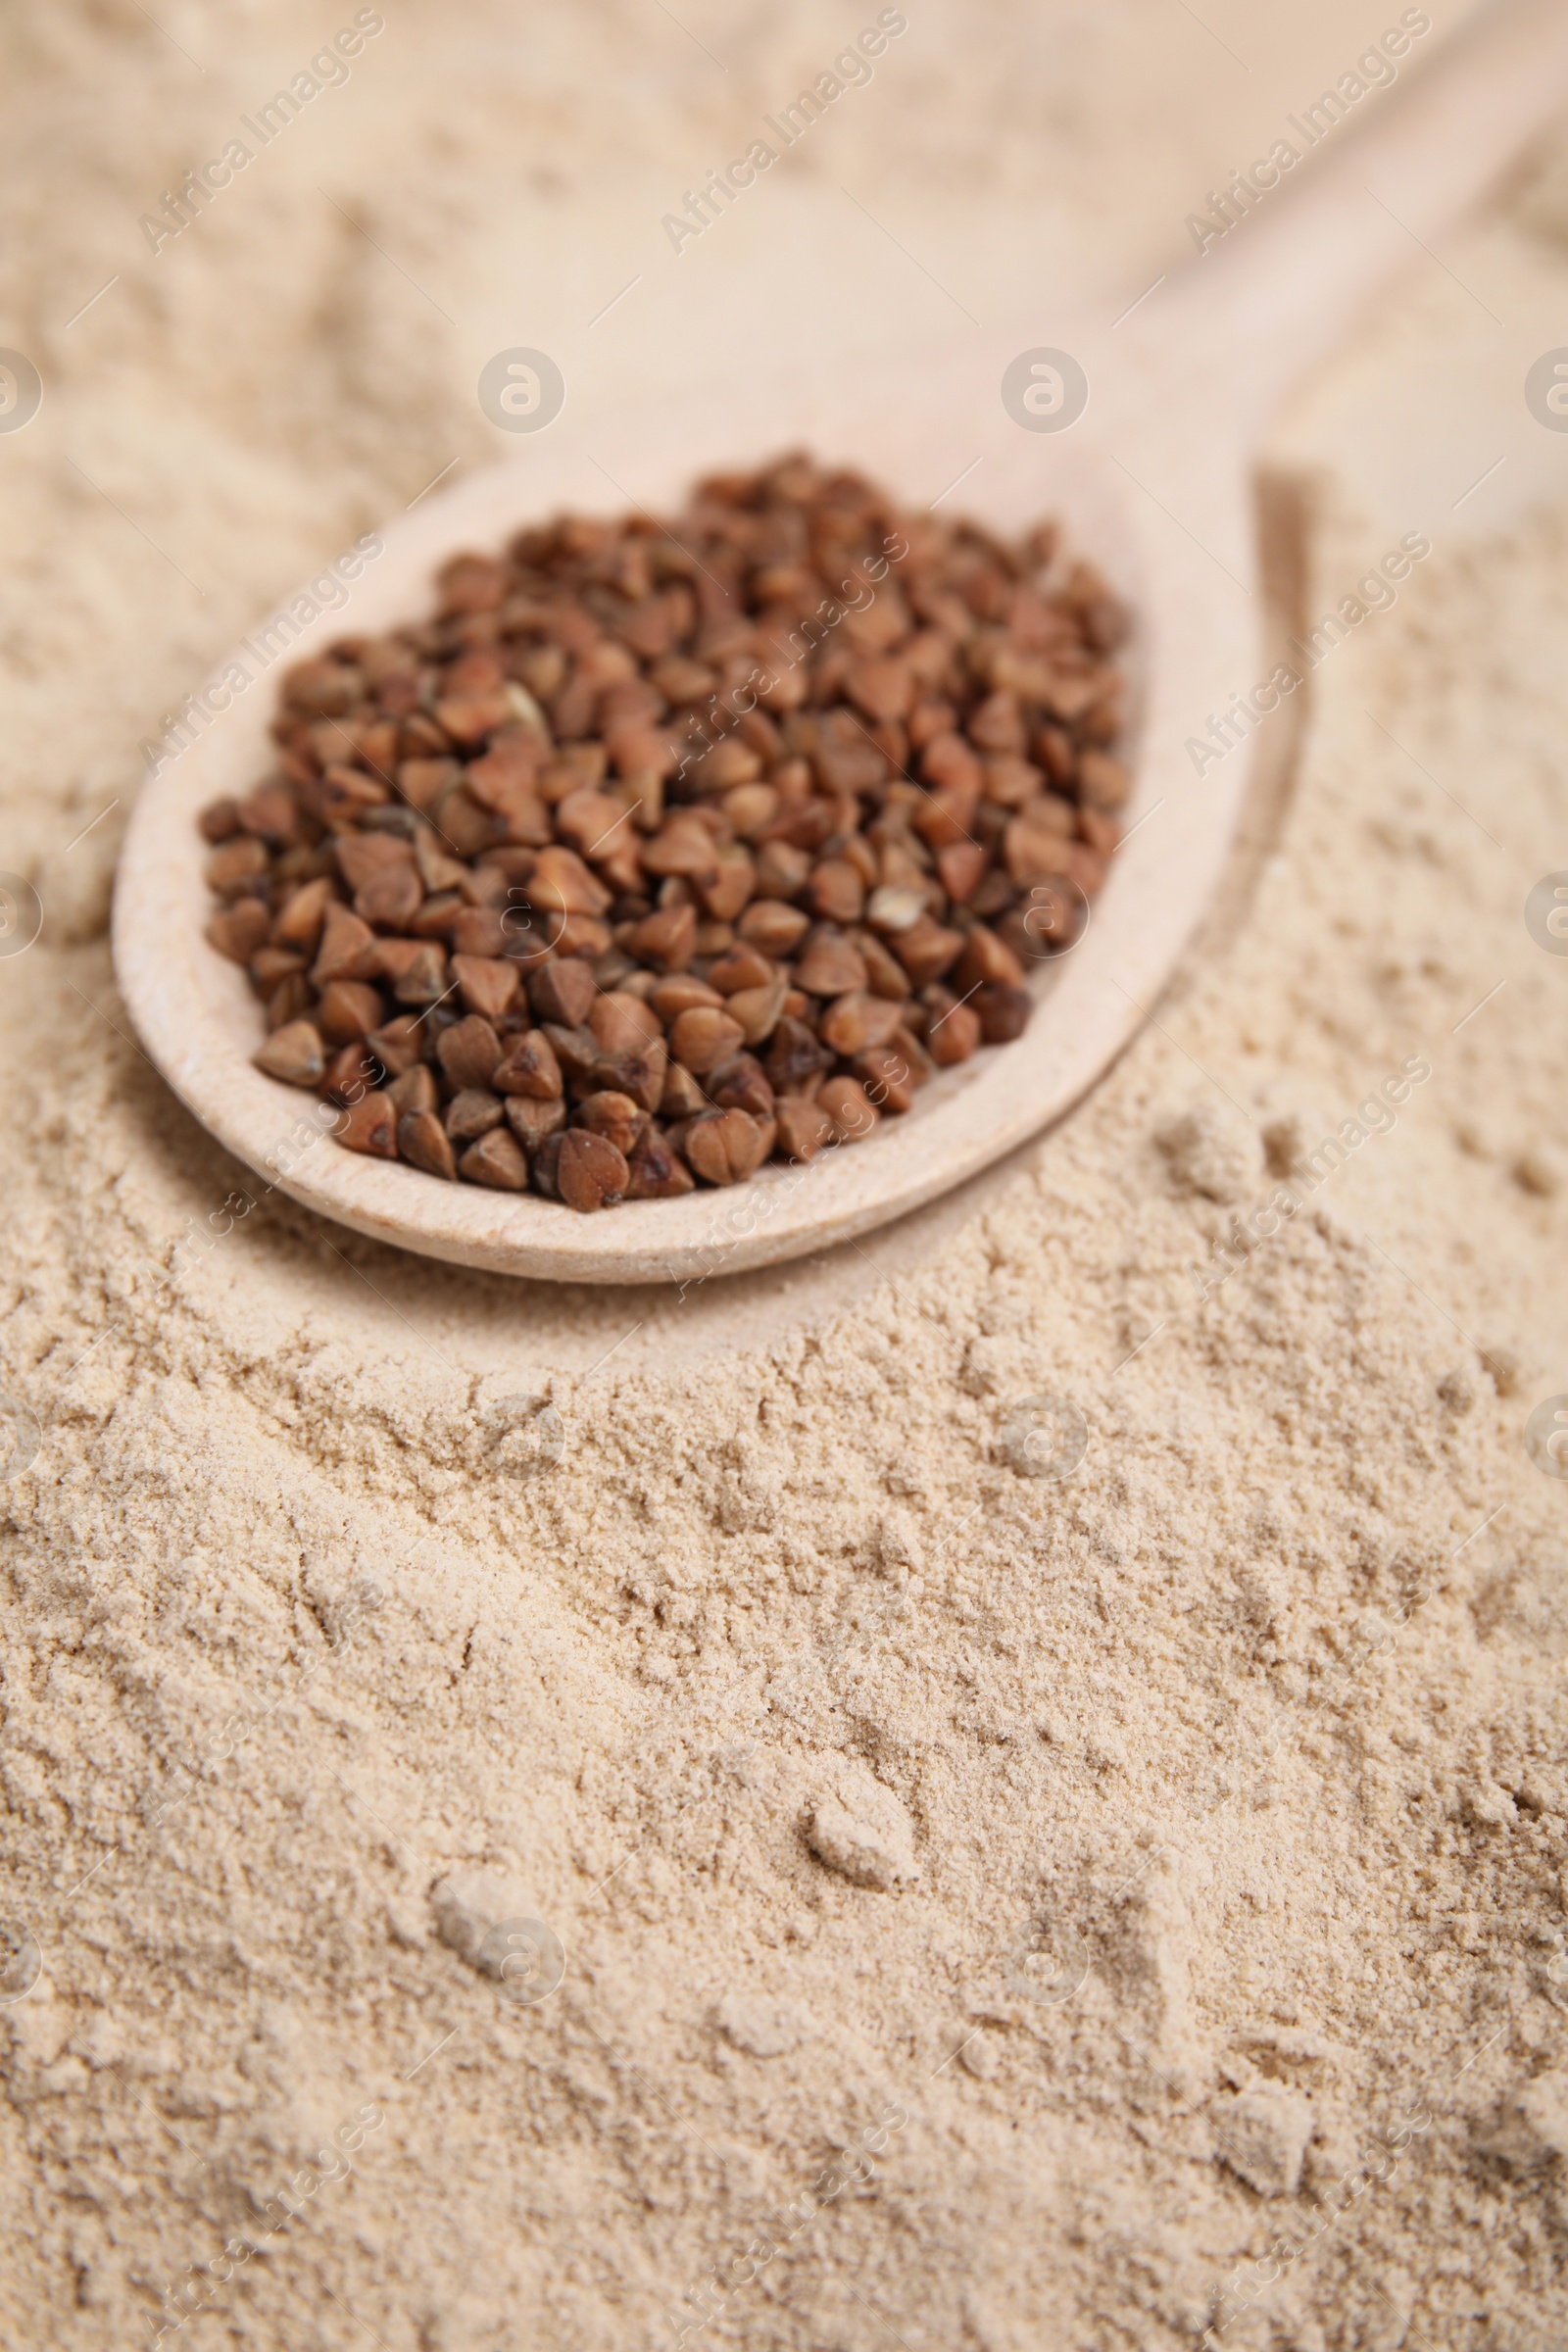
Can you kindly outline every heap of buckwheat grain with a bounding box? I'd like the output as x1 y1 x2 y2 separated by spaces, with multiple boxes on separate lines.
200 454 1129 1213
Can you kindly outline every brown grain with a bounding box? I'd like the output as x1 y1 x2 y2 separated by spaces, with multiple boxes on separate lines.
213 455 1128 1211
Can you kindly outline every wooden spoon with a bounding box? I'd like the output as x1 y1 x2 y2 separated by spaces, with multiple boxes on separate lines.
114 0 1568 1284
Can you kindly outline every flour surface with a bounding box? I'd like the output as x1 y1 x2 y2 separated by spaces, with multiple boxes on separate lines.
3 7 1567 2348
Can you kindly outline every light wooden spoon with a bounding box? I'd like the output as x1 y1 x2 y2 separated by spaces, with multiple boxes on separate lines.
114 0 1568 1285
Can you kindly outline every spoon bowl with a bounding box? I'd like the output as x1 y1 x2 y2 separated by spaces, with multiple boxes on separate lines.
114 399 1203 1284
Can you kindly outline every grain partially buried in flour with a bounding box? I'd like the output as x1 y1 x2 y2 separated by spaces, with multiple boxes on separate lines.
805 1763 919 1891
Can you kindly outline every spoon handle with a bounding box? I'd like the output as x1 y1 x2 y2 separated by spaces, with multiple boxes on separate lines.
1131 0 1568 441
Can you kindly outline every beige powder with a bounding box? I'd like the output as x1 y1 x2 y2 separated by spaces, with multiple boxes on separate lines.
4 6 1568 2348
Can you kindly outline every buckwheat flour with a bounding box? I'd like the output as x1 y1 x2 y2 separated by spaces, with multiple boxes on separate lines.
3 6 1567 2350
